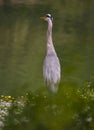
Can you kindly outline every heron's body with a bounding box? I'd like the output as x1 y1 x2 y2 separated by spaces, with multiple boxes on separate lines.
43 53 60 92
40 14 61 93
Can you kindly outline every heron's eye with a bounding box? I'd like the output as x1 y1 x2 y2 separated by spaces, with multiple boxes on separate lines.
46 14 53 21
46 14 51 18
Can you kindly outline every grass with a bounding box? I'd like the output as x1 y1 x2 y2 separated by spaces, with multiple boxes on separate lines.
0 77 94 130
0 3 94 129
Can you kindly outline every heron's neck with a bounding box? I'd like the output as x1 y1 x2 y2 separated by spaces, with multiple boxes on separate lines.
46 20 56 54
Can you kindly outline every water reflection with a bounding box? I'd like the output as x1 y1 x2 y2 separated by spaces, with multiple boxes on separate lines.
0 4 94 95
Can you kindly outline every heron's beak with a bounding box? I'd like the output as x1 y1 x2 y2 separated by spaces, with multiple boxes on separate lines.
40 16 46 20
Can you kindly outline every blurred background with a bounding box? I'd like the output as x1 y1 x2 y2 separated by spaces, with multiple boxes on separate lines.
0 0 94 95
0 0 94 130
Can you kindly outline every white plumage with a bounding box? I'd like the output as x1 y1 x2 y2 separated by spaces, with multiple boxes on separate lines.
40 14 61 93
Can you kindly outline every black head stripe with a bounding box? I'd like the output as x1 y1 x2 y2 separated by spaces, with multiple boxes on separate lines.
46 14 53 21
46 14 52 18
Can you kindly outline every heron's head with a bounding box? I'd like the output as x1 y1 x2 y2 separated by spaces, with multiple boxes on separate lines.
40 14 53 22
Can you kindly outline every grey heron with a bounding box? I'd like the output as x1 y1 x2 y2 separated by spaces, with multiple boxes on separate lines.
40 14 61 93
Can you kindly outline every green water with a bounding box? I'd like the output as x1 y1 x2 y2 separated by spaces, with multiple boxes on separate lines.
0 2 94 96
0 2 94 130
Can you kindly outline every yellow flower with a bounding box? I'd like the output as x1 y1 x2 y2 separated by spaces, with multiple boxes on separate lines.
0 99 3 102
7 96 12 99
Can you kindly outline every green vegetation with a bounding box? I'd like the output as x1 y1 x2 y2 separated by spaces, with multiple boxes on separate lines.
0 1 94 129
0 78 93 130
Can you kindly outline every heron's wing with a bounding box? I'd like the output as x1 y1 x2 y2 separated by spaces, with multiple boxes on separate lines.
43 54 61 86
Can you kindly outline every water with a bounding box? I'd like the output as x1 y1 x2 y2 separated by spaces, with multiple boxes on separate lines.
0 2 94 130
0 3 94 96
